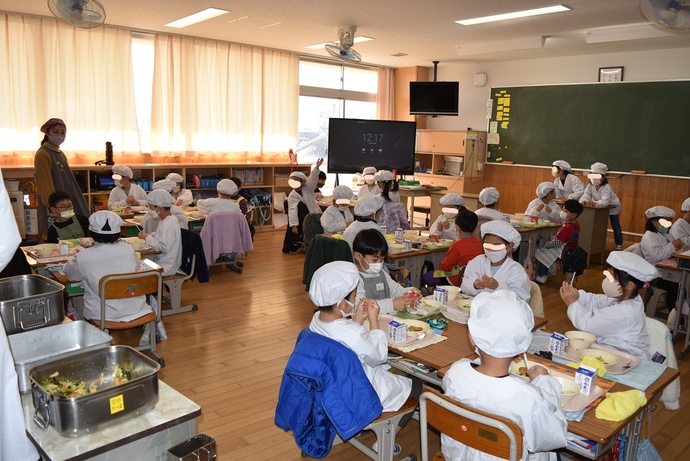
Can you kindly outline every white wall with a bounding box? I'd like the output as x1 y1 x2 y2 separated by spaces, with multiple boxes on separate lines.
426 47 690 131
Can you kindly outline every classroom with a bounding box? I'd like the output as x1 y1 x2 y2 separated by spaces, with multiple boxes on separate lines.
1 1 690 460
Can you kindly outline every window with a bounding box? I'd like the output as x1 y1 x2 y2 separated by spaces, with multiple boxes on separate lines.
131 33 155 154
297 59 377 191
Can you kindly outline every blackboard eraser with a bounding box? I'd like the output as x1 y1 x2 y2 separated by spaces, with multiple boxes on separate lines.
502 161 514 164
631 170 646 175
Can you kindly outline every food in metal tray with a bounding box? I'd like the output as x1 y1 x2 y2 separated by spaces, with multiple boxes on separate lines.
39 367 132 398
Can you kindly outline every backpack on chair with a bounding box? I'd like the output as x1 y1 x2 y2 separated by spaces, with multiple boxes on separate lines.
562 244 588 277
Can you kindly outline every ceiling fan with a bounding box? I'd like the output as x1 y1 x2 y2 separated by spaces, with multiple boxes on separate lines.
48 0 106 29
641 0 690 30
325 26 362 63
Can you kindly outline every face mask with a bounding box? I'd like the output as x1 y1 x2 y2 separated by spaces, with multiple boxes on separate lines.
551 166 559 178
49 135 65 146
590 178 602 186
172 185 180 193
365 178 375 185
340 299 355 318
60 210 75 219
560 211 569 221
115 180 123 188
147 209 159 219
358 255 383 274
602 278 622 297
485 248 507 263
338 205 349 211
659 225 669 235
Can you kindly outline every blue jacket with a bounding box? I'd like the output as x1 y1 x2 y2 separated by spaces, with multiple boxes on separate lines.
275 329 383 458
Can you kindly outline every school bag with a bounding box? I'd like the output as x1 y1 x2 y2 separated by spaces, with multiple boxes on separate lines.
560 222 588 276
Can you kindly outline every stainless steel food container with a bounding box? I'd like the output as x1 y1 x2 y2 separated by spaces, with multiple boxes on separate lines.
0 274 64 335
9 321 112 394
29 345 160 437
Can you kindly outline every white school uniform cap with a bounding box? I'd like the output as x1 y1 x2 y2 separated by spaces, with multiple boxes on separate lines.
166 173 184 183
481 220 521 250
589 162 608 175
112 165 133 179
682 198 690 212
147 189 173 207
362 166 377 176
309 261 360 306
552 160 571 171
645 206 675 219
478 187 499 206
354 194 384 217
332 185 354 202
469 291 534 358
88 211 123 234
607 251 659 282
377 170 395 181
217 179 238 196
440 193 465 207
289 171 308 182
153 179 176 193
536 182 556 198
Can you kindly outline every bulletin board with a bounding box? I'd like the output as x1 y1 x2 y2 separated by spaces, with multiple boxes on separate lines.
488 81 690 176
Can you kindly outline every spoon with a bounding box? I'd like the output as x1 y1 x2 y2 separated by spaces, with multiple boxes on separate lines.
623 357 632 369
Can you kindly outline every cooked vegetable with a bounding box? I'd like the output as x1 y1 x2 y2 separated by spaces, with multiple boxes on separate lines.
39 367 132 398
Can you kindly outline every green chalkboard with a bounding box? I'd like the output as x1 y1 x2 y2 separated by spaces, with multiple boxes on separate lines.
489 82 690 176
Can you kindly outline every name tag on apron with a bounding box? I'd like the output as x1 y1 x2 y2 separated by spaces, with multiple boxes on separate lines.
376 282 385 292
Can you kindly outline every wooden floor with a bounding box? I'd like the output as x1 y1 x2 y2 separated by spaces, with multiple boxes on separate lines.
112 231 690 460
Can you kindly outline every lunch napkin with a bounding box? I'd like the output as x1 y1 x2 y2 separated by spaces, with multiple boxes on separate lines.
567 356 608 377
595 389 647 422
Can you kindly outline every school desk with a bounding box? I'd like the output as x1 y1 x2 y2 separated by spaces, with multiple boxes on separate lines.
397 186 447 230
386 246 448 288
578 205 614 265
22 246 162 277
657 251 690 359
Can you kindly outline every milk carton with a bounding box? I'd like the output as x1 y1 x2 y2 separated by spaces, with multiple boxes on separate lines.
548 333 569 356
575 364 598 395
388 320 408 344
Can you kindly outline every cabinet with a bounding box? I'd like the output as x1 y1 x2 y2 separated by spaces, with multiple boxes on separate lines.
2 163 312 232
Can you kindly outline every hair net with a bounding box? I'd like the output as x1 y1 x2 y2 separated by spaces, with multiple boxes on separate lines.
354 194 384 217
112 165 134 179
217 179 238 196
377 170 395 181
332 185 354 201
88 211 122 235
468 291 534 358
439 193 465 206
362 166 377 176
41 118 66 133
289 171 307 182
166 173 184 183
552 160 571 171
607 251 659 282
309 261 360 306
153 179 176 193
682 198 690 212
478 187 500 206
590 162 608 175
480 220 521 250
536 182 556 198
147 189 173 207
645 206 675 219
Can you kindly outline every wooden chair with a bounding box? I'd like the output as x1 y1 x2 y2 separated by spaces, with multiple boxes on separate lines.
529 281 545 318
419 387 523 461
93 270 164 366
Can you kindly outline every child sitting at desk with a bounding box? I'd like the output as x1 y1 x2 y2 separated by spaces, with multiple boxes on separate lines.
308 260 422 454
559 251 657 360
375 170 410 232
475 187 506 222
196 179 242 215
423 210 483 288
342 194 385 250
442 290 567 461
320 185 354 234
461 220 531 302
63 211 152 323
108 165 148 209
353 229 422 314
429 193 467 241
138 190 182 277
670 197 690 248
534 199 583 284
141 179 189 232
46 191 89 243
357 166 380 200
165 172 194 207
525 182 561 223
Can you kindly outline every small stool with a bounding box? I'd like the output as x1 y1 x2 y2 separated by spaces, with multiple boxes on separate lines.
646 286 667 317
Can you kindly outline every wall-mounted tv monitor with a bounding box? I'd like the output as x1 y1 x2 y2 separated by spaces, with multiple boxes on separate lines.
327 118 417 175
409 81 459 116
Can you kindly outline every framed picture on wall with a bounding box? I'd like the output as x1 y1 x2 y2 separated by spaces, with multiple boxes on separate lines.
598 67 624 83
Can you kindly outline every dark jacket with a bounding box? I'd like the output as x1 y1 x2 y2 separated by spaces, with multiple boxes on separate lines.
275 329 382 458
302 235 353 290
180 228 209 283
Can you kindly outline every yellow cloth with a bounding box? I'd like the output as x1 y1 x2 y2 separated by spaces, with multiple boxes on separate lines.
331 234 343 240
595 390 647 422
567 356 608 377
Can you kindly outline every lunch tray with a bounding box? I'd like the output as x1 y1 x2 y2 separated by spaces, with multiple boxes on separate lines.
551 344 641 375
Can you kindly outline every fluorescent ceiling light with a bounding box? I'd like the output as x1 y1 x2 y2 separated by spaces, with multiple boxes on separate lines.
456 36 546 56
585 23 678 43
305 36 374 49
456 5 571 26
165 8 230 28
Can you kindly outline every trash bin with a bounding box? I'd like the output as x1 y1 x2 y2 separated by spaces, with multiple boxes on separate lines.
167 433 216 461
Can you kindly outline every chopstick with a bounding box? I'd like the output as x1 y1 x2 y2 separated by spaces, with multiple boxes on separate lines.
523 353 530 373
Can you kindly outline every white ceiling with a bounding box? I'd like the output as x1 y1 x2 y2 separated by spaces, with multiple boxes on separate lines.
2 0 689 68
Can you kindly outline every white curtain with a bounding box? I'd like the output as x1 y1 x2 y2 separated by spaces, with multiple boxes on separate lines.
151 34 298 160
0 14 138 162
376 66 395 120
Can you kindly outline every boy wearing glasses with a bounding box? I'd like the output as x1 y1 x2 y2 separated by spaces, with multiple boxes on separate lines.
46 191 89 243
